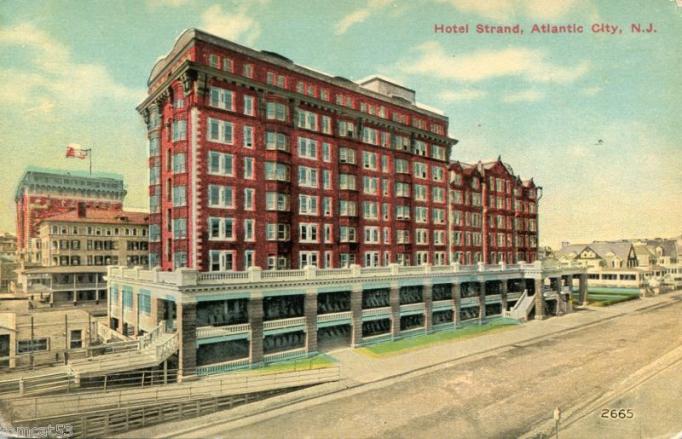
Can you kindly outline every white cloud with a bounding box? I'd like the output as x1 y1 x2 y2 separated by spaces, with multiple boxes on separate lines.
147 0 191 7
502 89 544 103
581 86 602 96
435 0 585 21
335 0 394 35
200 4 261 46
567 144 592 158
398 41 589 84
0 23 143 114
439 88 487 102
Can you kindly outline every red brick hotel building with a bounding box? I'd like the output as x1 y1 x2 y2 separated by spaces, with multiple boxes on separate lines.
138 29 538 272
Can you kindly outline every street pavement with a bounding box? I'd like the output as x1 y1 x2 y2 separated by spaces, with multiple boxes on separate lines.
121 291 682 438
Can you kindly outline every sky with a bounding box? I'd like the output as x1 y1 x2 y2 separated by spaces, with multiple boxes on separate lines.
0 0 680 248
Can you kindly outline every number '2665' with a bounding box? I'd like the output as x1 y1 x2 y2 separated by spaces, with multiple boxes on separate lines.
601 409 634 419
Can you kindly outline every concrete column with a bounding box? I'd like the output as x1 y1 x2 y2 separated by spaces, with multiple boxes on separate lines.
564 276 574 313
152 297 165 326
248 295 264 365
478 281 486 323
390 286 400 339
579 273 588 306
500 280 508 313
177 302 197 381
131 288 139 336
304 291 317 354
118 286 125 333
423 283 433 333
534 278 545 320
453 283 461 327
350 286 363 347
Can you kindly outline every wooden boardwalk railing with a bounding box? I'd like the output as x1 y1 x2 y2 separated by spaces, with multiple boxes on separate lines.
9 366 341 438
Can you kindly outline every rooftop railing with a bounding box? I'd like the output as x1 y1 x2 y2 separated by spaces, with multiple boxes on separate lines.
107 260 586 288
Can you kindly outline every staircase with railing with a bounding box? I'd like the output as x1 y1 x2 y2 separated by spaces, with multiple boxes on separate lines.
68 324 178 381
0 324 179 397
503 289 535 321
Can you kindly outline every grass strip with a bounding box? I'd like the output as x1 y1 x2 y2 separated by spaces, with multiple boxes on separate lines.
358 318 520 358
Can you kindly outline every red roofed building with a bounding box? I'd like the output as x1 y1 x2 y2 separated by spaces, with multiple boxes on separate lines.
14 168 127 264
449 157 540 264
17 206 148 309
137 29 456 272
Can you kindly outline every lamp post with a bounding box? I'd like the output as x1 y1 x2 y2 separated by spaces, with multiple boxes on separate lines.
553 406 561 439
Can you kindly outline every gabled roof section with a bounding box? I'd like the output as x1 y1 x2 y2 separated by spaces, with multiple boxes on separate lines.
38 208 149 225
634 244 655 258
556 244 589 258
481 156 515 176
643 239 678 258
588 241 635 261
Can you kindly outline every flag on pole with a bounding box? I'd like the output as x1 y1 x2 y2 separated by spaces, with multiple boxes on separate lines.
65 144 89 160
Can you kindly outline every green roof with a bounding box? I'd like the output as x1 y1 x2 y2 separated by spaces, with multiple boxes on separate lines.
15 166 127 201
23 166 124 181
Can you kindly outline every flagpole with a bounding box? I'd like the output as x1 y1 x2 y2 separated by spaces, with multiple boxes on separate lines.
87 148 92 176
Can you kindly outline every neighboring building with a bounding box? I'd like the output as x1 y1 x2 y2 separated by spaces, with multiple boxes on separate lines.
556 239 673 290
137 28 458 272
449 158 539 265
556 241 638 270
0 299 95 369
0 256 18 293
632 238 678 268
16 207 149 308
37 206 149 268
15 167 127 263
0 232 17 257
538 246 554 260
632 243 656 268
0 234 18 292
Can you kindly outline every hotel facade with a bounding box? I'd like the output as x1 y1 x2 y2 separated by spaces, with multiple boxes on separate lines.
97 29 565 379
138 29 538 273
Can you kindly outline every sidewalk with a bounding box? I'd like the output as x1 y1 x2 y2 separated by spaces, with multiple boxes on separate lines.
121 290 682 438
332 291 681 384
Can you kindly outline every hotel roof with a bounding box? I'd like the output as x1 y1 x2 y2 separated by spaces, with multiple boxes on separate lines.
38 208 149 226
145 28 449 121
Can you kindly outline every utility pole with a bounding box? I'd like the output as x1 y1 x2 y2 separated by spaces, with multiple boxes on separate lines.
553 406 561 439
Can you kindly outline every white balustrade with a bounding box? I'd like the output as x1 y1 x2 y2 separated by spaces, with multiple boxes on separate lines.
107 262 586 290
263 317 306 330
198 271 249 281
485 294 502 303
360 267 391 275
317 311 352 322
263 347 306 362
431 299 453 310
316 268 352 278
430 265 453 273
361 307 392 317
196 323 251 338
196 357 250 374
460 297 479 307
400 302 425 312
